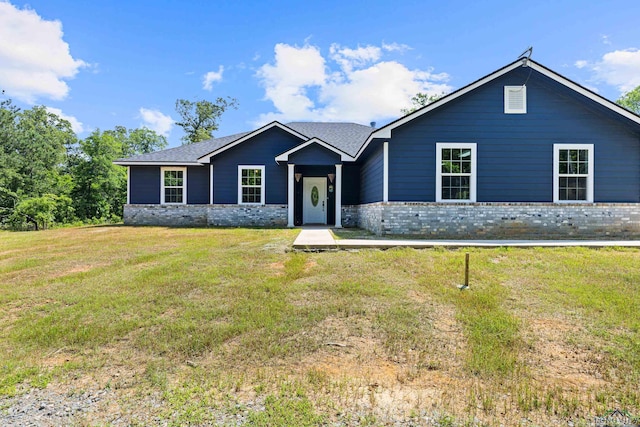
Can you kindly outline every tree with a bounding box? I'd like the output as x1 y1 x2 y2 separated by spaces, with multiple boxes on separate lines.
8 194 74 230
401 92 446 115
0 100 20 202
69 126 167 221
124 127 168 156
0 102 76 229
0 99 169 228
71 129 127 221
175 97 238 144
617 85 640 115
10 105 77 197
104 126 167 157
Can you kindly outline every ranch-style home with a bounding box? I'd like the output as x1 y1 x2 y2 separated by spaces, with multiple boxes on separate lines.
114 57 640 239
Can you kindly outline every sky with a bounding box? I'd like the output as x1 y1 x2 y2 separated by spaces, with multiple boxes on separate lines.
1 0 640 148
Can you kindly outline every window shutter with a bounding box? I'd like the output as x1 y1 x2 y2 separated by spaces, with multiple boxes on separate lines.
504 86 527 114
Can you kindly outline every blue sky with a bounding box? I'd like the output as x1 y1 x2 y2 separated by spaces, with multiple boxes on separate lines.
1 0 639 147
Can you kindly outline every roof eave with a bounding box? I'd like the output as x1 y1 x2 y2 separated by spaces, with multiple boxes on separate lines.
112 161 204 166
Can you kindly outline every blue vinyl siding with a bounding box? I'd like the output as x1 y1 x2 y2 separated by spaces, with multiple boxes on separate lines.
288 143 341 165
342 164 360 205
359 142 384 203
387 67 640 203
212 127 303 204
130 166 160 204
187 166 209 204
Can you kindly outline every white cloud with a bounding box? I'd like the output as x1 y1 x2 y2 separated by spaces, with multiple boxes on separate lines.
581 49 640 93
254 42 452 125
139 108 173 136
0 2 86 103
382 42 412 53
45 107 84 133
256 43 327 119
329 44 382 72
601 35 611 45
202 66 224 91
574 60 588 69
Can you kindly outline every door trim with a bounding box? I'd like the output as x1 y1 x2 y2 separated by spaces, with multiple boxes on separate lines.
302 177 327 225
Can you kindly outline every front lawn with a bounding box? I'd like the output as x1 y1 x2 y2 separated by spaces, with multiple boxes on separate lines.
1 226 638 425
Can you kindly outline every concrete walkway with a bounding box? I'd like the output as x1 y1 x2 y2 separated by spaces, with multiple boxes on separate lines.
292 228 640 250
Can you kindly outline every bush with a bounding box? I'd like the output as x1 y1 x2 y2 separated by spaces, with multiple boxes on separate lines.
7 194 75 230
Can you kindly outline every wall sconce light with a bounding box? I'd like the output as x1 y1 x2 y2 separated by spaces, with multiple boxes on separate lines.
294 173 302 182
328 173 335 183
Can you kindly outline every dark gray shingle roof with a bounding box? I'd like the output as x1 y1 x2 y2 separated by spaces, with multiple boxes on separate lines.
285 122 374 156
115 122 374 164
116 131 251 163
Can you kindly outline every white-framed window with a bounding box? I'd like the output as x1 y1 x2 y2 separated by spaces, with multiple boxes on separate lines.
161 167 187 204
553 144 594 203
436 143 477 202
504 85 527 114
238 165 265 205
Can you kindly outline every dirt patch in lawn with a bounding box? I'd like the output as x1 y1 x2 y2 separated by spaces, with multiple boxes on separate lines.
524 317 607 389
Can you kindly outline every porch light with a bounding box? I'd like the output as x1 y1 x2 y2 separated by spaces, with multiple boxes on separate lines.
328 173 335 183
295 173 302 182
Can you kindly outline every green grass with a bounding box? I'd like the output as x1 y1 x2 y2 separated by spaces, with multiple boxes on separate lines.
246 392 326 427
1 226 639 425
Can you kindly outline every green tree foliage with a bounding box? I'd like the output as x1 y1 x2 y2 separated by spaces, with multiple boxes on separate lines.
0 101 76 228
0 100 20 201
617 85 640 115
124 127 168 155
0 99 168 228
1 103 76 198
70 130 127 221
106 126 168 157
401 92 446 115
8 194 74 230
70 127 167 221
175 97 238 144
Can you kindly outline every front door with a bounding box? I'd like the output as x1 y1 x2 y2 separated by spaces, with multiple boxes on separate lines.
303 177 327 224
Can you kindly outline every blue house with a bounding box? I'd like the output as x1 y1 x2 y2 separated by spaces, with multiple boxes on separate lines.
115 58 640 238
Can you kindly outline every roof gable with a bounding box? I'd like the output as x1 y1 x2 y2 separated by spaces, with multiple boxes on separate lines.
275 138 355 162
357 58 640 159
197 121 307 162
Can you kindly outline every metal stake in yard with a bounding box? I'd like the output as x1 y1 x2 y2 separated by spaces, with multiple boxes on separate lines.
458 253 470 290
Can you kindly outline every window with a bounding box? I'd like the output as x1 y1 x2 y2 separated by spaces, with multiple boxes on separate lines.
504 85 527 114
553 144 594 202
161 167 186 204
238 166 265 204
436 143 477 202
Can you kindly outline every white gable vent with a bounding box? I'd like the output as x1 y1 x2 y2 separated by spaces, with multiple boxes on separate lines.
504 85 527 114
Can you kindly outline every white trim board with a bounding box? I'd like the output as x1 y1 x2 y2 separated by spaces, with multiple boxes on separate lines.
126 166 131 204
114 161 203 166
382 142 389 202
